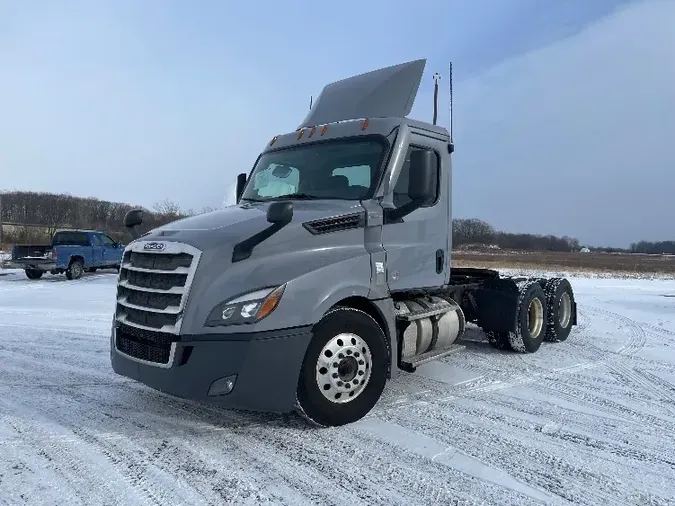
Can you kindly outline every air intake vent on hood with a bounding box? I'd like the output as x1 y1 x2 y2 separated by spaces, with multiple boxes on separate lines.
303 212 365 235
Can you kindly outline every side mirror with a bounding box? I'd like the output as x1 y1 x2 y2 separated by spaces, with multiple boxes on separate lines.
236 173 247 203
123 209 144 239
267 201 293 224
124 209 143 228
384 149 437 223
408 149 437 204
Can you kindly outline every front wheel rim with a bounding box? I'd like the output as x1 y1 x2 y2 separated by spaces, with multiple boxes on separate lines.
315 333 372 404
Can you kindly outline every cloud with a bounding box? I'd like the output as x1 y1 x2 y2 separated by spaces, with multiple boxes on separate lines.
463 0 675 246
413 0 674 246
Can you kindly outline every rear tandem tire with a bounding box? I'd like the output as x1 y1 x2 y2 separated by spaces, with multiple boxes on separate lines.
25 269 43 280
542 278 575 342
295 307 388 427
486 280 547 354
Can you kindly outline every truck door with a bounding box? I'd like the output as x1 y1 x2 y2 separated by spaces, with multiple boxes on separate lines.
99 234 118 266
380 133 450 291
91 234 104 266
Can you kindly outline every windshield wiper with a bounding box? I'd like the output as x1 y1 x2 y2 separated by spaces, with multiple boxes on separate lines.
271 193 319 200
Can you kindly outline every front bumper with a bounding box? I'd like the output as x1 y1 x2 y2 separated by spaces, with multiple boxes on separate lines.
111 325 313 413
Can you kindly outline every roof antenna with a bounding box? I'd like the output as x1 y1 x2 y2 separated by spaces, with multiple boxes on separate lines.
449 62 454 144
309 95 313 110
432 73 441 125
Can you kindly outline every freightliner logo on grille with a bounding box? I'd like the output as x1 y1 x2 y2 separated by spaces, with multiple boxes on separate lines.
143 242 166 251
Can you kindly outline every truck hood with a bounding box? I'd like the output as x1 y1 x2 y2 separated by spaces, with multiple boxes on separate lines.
138 200 370 264
152 200 365 239
136 200 373 335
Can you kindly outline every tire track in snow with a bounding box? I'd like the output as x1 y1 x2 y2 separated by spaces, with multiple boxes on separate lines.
582 306 647 356
0 412 135 506
0 387 203 506
575 307 675 410
369 306 597 416
3 378 468 505
474 390 675 484
137 387 516 505
368 302 675 502
3 273 675 504
61 383 303 505
374 404 635 506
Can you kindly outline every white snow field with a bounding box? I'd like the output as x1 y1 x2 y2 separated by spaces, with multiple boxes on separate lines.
0 268 674 506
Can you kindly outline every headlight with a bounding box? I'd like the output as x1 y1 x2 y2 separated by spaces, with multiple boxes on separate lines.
205 284 286 327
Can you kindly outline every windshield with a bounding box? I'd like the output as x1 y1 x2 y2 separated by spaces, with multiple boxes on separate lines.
240 137 387 202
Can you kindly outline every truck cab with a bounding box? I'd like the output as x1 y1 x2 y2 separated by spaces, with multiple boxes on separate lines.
111 59 577 427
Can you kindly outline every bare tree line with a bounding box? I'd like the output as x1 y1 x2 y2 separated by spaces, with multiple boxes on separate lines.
452 218 675 255
452 218 581 252
0 191 215 245
2 192 672 254
629 240 675 255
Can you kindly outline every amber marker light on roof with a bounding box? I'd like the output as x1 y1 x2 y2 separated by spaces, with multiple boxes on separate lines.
269 135 278 146
321 125 328 135
308 125 317 137
361 118 369 130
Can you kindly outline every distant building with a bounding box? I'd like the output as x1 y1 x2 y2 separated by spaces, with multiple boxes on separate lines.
579 247 591 253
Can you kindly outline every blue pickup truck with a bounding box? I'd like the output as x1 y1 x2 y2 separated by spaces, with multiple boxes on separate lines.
2 229 124 280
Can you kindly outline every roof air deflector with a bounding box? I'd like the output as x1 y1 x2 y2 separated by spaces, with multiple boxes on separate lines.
298 59 427 129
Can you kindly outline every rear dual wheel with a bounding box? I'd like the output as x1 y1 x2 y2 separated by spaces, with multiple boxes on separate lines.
541 277 575 342
486 277 575 352
486 280 547 353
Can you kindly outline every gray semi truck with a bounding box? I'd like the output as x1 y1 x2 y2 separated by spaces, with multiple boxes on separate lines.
111 59 577 427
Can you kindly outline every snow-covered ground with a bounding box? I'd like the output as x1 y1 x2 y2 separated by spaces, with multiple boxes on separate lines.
1 268 674 506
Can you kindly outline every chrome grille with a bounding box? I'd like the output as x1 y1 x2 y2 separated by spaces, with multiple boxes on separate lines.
114 241 201 367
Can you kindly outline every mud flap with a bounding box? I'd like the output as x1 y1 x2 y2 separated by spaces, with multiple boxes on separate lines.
572 300 578 326
472 278 520 333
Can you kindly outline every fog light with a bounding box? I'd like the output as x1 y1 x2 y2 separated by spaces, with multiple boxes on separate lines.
208 374 237 396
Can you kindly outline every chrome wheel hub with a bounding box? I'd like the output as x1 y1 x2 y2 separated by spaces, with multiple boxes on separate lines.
315 333 372 404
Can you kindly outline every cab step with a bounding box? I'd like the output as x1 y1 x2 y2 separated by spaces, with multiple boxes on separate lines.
399 343 466 373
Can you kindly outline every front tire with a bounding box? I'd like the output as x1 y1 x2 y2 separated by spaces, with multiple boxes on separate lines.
296 307 388 427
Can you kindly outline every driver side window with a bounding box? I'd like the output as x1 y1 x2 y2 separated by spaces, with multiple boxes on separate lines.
392 146 439 208
100 235 116 246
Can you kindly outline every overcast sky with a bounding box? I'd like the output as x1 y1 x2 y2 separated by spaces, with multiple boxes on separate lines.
1 0 673 247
